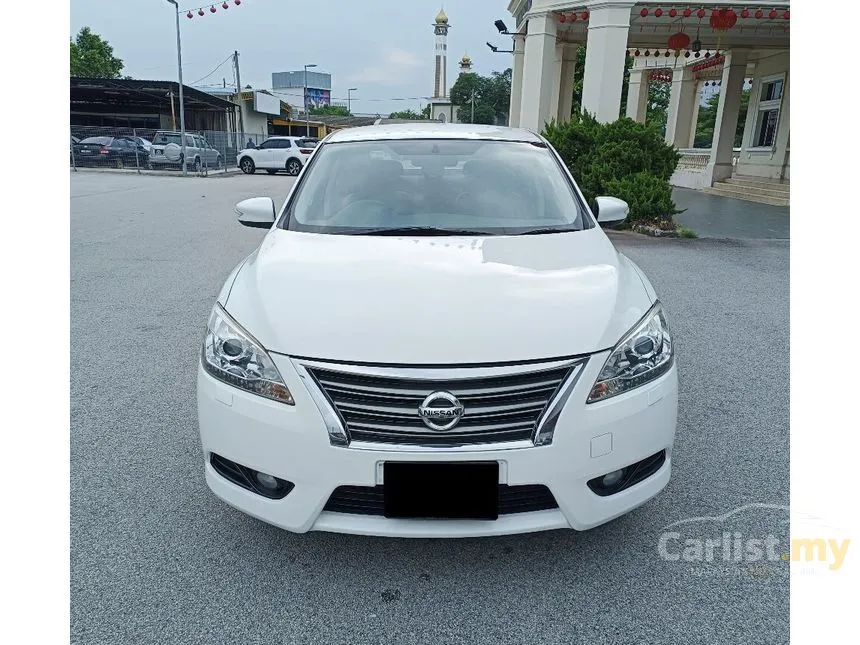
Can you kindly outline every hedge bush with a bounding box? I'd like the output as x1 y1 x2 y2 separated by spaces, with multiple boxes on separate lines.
542 112 681 225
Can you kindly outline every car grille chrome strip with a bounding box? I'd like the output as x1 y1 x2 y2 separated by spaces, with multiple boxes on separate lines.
293 357 587 449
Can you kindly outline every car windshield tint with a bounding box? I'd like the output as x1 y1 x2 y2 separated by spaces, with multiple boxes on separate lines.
285 139 589 235
80 137 111 145
153 133 182 145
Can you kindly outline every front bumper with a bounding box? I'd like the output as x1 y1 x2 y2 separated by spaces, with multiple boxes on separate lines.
197 352 678 537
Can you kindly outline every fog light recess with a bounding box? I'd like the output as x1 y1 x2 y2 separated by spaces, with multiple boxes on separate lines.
210 453 295 500
587 450 666 497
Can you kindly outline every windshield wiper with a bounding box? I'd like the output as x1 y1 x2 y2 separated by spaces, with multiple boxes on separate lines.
515 226 580 235
347 226 490 236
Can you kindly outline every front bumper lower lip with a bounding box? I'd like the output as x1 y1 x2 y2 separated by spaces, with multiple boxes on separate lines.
197 351 678 537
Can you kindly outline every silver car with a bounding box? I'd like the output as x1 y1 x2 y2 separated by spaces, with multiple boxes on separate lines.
149 131 222 171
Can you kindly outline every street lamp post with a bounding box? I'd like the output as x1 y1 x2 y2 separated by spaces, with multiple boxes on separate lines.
347 87 357 114
166 0 187 176
304 63 317 137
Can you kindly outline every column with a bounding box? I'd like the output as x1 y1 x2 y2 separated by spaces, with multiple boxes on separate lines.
707 50 748 183
549 43 565 125
581 1 635 123
665 64 697 148
509 34 526 127
772 71 790 178
688 81 701 148
558 45 578 122
625 68 648 123
519 13 558 131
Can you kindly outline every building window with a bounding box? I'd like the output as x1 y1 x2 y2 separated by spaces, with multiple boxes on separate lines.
752 74 784 148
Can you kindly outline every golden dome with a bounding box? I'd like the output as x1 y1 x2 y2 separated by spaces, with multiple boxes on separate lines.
460 53 471 65
435 7 448 24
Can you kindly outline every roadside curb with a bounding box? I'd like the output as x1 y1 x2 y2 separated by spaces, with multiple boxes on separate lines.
70 167 242 179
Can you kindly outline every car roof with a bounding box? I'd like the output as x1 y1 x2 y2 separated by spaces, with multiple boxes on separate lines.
325 123 542 144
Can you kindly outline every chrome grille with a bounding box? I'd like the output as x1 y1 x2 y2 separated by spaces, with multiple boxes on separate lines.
301 359 583 447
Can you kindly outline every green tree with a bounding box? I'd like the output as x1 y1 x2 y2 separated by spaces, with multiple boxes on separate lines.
421 104 431 119
309 104 351 116
70 27 124 78
450 68 511 124
389 109 424 119
646 81 671 133
693 88 750 148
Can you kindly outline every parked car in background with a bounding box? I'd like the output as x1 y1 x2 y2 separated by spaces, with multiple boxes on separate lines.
72 136 151 169
237 136 317 176
123 136 153 154
150 130 222 171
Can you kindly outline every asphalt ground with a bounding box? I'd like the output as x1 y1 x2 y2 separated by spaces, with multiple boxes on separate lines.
71 171 789 645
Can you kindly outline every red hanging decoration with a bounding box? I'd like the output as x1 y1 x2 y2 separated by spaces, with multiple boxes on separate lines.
696 8 706 19
580 11 589 20
187 11 193 18
634 48 641 55
570 13 577 22
668 31 691 52
197 8 204 15
234 0 241 5
709 8 737 31
210 5 217 13
783 11 790 19
669 9 677 18
640 8 649 17
741 9 750 18
558 13 566 22
683 8 692 18
655 8 663 18
755 9 764 18
222 1 229 8
769 9 778 19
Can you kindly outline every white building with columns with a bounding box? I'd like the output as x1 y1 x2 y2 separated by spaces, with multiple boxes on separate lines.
506 1 790 201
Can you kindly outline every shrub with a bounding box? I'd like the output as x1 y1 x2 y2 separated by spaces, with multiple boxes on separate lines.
542 112 681 224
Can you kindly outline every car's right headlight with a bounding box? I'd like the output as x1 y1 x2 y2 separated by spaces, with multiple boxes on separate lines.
201 304 294 405
587 302 673 403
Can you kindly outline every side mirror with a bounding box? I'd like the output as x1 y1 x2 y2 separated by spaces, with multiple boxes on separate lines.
593 196 629 227
236 197 276 228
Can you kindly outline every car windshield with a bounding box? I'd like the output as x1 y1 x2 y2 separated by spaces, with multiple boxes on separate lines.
285 139 589 235
80 137 111 145
153 133 182 145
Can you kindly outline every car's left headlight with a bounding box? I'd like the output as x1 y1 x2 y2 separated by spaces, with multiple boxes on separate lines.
587 302 673 403
202 304 294 404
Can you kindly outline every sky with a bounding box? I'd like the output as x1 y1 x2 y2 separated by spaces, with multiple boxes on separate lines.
70 0 514 116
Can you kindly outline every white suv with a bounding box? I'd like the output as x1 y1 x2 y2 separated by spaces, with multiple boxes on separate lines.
198 124 678 538
237 136 317 176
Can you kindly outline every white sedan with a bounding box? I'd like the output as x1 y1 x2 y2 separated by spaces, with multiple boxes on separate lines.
237 136 317 176
198 123 678 537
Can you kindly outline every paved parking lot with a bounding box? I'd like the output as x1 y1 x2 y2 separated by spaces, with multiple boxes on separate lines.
71 172 789 645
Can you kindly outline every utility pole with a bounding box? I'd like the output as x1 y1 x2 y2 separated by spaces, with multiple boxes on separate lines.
471 89 475 123
166 0 187 176
168 90 176 130
233 51 245 149
347 87 357 114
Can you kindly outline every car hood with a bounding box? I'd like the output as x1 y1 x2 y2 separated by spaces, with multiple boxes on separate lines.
223 228 654 364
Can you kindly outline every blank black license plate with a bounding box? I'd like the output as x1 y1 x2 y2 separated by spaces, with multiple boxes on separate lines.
384 462 499 520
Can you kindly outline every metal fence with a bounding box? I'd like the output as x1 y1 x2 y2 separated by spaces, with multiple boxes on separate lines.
70 126 271 175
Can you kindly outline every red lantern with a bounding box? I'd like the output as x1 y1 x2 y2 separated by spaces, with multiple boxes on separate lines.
696 8 706 19
187 11 193 18
640 8 649 17
197 8 204 16
709 8 737 31
222 1 229 8
755 9 763 18
580 11 589 20
559 13 566 22
234 0 241 5
769 9 777 19
783 11 790 19
570 13 577 22
669 9 677 18
655 8 663 18
210 5 217 13
668 31 691 51
654 49 661 56
634 48 641 56
683 8 692 18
